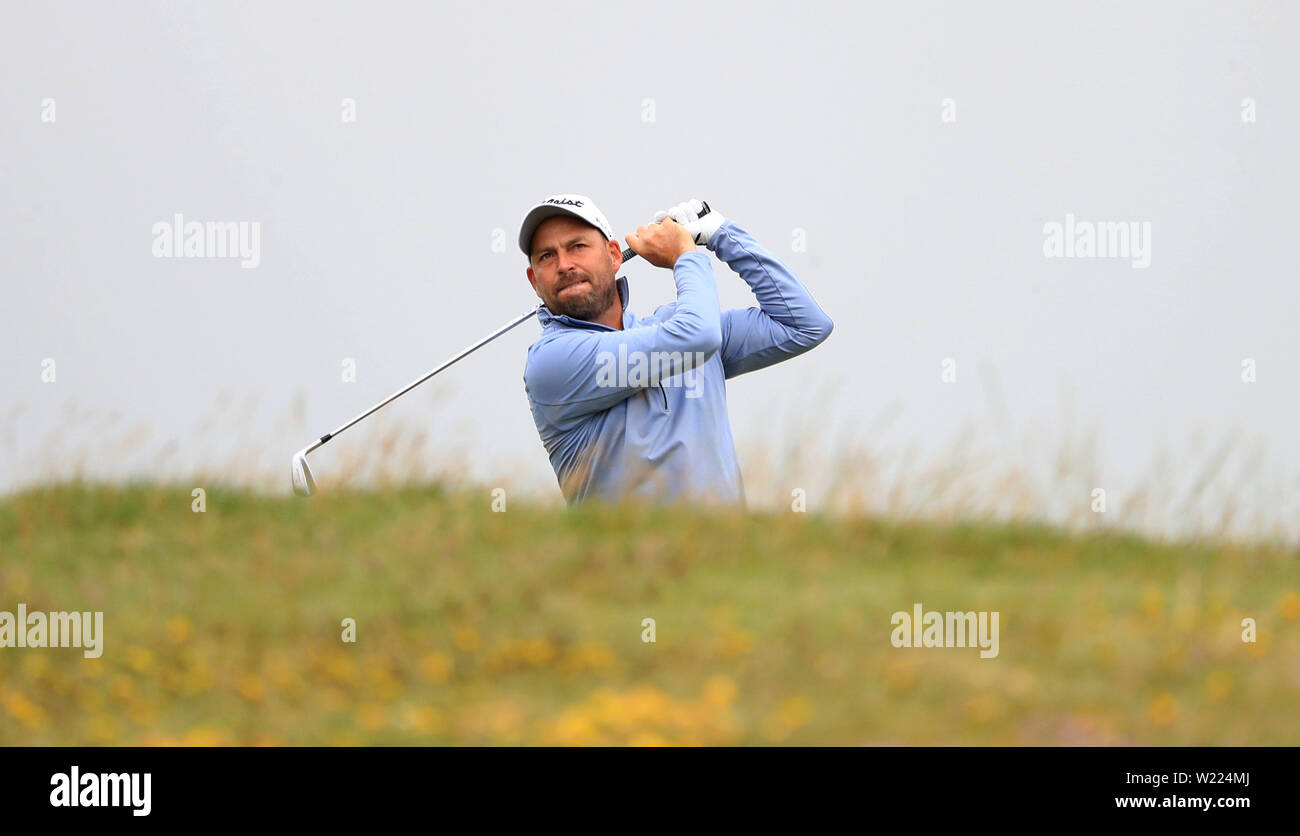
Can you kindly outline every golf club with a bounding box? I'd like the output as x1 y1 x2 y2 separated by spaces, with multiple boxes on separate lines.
291 201 712 496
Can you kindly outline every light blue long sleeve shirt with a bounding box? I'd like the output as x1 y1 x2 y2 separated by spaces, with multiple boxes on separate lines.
523 219 833 506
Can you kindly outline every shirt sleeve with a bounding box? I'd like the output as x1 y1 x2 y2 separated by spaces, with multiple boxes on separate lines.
524 251 721 430
712 220 834 379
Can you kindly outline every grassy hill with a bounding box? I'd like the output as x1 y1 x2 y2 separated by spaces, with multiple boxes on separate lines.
0 481 1296 745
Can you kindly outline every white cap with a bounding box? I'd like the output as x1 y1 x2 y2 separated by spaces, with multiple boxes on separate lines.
518 194 615 257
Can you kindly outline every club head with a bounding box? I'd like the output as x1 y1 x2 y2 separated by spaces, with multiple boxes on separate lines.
291 449 317 497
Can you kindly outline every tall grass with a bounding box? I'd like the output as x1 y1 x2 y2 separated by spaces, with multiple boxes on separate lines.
5 388 1297 548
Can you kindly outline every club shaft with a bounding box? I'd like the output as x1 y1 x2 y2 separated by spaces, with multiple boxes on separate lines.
306 306 540 454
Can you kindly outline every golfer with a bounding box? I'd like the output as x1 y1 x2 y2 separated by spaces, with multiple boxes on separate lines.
519 195 833 506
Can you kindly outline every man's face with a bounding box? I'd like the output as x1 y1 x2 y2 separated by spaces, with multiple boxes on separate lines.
526 215 623 321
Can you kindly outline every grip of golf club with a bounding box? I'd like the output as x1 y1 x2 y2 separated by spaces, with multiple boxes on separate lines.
621 201 712 261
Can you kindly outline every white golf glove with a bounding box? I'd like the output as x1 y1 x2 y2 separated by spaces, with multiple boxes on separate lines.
653 198 726 249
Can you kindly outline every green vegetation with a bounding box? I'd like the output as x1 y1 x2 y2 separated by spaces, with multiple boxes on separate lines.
0 481 1296 745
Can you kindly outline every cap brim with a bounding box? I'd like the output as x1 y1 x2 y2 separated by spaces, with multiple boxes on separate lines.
519 206 612 257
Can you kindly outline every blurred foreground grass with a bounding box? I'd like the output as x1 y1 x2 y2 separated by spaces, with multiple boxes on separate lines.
0 481 1297 745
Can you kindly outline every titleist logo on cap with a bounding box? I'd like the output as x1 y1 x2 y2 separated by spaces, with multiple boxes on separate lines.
544 198 584 207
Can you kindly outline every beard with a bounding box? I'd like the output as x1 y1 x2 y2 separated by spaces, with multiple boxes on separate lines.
549 270 617 322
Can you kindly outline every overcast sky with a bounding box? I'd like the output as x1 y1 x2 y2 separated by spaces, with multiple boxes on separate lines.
3 1 1297 538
